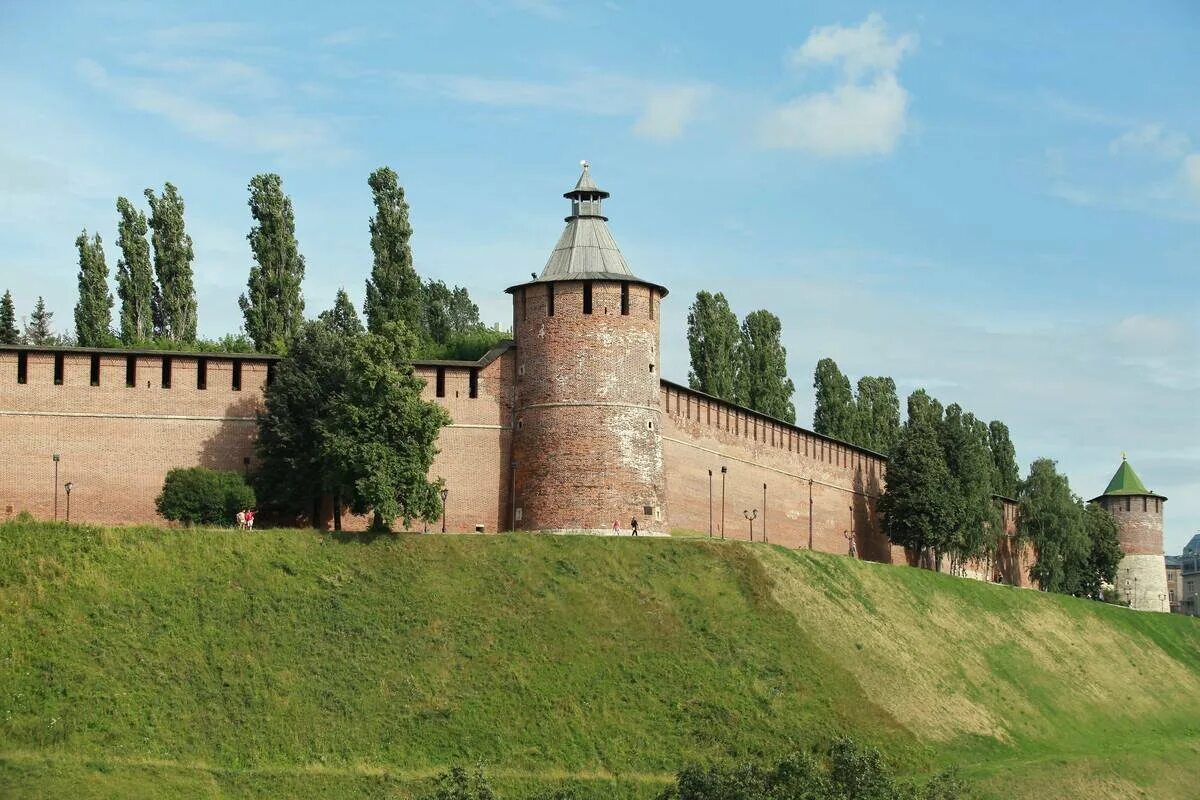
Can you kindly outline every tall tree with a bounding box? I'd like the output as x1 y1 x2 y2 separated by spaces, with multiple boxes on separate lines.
363 167 422 336
73 229 113 347
318 288 364 336
1017 458 1090 594
114 196 155 344
878 391 956 569
939 404 1002 568
23 296 54 345
988 420 1020 497
853 376 900 454
813 357 856 440
735 310 796 423
447 285 481 334
0 290 18 344
145 182 197 343
239 174 306 352
686 291 740 401
1082 501 1123 599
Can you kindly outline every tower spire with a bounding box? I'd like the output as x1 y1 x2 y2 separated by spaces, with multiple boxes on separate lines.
564 160 610 221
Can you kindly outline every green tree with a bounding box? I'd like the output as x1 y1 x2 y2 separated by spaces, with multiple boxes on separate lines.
239 174 306 352
73 229 113 347
155 467 255 526
0 290 18 344
987 420 1019 497
145 182 197 343
447 285 481 334
1017 458 1091 594
23 296 55 345
322 323 450 530
812 357 856 441
735 309 796 422
879 391 956 569
422 279 484 344
686 290 740 401
363 166 422 336
1082 501 1122 599
318 288 364 336
115 196 155 344
853 375 901 454
939 405 1002 569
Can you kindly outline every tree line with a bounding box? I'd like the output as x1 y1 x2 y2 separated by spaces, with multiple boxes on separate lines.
1 168 505 360
683 289 1121 600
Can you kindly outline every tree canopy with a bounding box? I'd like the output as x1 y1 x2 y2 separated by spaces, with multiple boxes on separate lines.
115 196 155 344
73 229 113 347
145 182 197 343
240 173 306 352
813 357 856 441
686 290 740 401
0 290 19 345
735 309 796 423
363 166 422 337
23 296 55 345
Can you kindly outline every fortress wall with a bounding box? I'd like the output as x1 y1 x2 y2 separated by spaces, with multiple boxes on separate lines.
1102 495 1165 556
658 382 902 563
0 349 269 524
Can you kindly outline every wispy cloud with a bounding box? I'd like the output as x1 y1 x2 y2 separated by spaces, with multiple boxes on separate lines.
395 72 712 141
759 13 917 156
1109 124 1190 160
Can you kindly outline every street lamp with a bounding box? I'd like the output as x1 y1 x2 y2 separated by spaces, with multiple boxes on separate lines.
1159 593 1166 613
762 483 767 543
719 466 727 540
64 482 73 523
744 508 757 541
440 488 449 533
52 453 60 521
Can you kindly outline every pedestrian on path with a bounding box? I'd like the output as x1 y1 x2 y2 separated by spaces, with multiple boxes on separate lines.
630 518 638 536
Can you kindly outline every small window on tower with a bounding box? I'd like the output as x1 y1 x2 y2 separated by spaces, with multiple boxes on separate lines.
547 283 555 316
1125 497 1130 512
643 506 653 517
16 352 27 384
196 357 208 390
583 282 593 314
620 282 629 315
469 368 479 398
1142 497 1147 512
54 352 64 385
232 359 242 391
89 354 100 386
161 356 172 388
266 362 276 386
436 367 446 398
649 288 655 319
522 288 528 322
125 355 136 387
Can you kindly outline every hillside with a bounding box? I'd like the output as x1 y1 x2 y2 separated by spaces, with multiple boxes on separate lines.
2 522 1198 799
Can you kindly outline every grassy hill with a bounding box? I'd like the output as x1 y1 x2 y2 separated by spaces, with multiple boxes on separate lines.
2 521 1198 799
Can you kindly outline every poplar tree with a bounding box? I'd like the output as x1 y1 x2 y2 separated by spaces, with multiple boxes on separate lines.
812 357 855 440
73 229 113 346
735 310 796 423
0 290 18 344
853 376 900 454
24 296 54 345
239 174 306 352
363 167 422 336
319 288 364 336
939 404 1002 567
145 183 197 343
115 196 155 344
988 420 1020 497
686 290 740 401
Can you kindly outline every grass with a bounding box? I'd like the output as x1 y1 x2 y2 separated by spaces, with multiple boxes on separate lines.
2 521 1198 798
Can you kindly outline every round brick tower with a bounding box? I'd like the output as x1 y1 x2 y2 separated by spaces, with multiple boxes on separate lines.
1091 455 1169 612
506 163 667 533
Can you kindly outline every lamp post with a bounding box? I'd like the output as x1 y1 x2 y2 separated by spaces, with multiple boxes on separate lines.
762 483 767 543
744 508 757 542
440 488 449 533
720 466 727 540
1159 593 1166 613
64 482 73 523
707 470 713 538
807 478 814 550
52 453 59 521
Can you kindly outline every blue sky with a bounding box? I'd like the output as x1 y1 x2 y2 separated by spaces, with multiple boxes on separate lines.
2 1 1198 550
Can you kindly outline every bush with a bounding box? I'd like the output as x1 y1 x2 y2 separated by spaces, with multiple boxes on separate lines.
156 467 256 527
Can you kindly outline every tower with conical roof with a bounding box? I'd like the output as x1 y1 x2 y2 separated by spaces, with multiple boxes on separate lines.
506 163 668 533
1091 455 1169 612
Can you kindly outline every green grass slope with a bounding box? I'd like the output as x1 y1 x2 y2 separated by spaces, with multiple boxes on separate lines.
1 522 1198 799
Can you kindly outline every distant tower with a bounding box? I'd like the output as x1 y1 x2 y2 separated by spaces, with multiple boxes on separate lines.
1091 456 1169 612
506 163 668 533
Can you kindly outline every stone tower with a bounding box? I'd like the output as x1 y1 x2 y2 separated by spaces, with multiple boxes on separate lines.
506 163 668 533
1091 456 1169 612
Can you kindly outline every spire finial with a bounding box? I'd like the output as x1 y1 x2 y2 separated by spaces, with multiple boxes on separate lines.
1122 451 1127 461
580 159 589 169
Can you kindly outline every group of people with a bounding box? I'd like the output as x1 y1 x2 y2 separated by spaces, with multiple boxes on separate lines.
235 509 257 530
612 518 640 536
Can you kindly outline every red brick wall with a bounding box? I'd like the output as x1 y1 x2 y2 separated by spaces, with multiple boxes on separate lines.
1100 494 1165 556
509 280 665 532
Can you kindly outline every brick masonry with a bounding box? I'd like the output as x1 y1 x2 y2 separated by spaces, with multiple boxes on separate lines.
1096 494 1169 612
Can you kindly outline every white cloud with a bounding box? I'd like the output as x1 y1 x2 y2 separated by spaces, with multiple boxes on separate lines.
1109 124 1190 160
760 13 917 156
759 73 909 156
395 72 712 141
1184 154 1200 193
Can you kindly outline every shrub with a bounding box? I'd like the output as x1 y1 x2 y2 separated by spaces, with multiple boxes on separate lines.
156 467 256 527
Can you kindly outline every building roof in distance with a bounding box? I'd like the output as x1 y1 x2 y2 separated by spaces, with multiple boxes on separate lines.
1184 533 1200 556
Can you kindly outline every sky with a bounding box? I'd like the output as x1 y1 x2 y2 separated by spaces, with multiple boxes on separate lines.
1 1 1197 551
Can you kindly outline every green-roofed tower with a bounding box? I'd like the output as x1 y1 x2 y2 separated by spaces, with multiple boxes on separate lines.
1091 455 1168 613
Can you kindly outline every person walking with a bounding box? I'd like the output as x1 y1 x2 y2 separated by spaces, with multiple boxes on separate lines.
630 517 638 536
612 520 620 536
236 509 246 530
245 509 256 530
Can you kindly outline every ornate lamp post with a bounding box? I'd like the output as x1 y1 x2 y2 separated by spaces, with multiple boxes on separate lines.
64 481 73 523
440 488 449 533
743 508 757 541
52 453 60 521
707 469 713 538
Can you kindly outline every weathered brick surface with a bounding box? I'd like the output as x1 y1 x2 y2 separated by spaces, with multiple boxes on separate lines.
1095 494 1168 612
510 280 665 532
